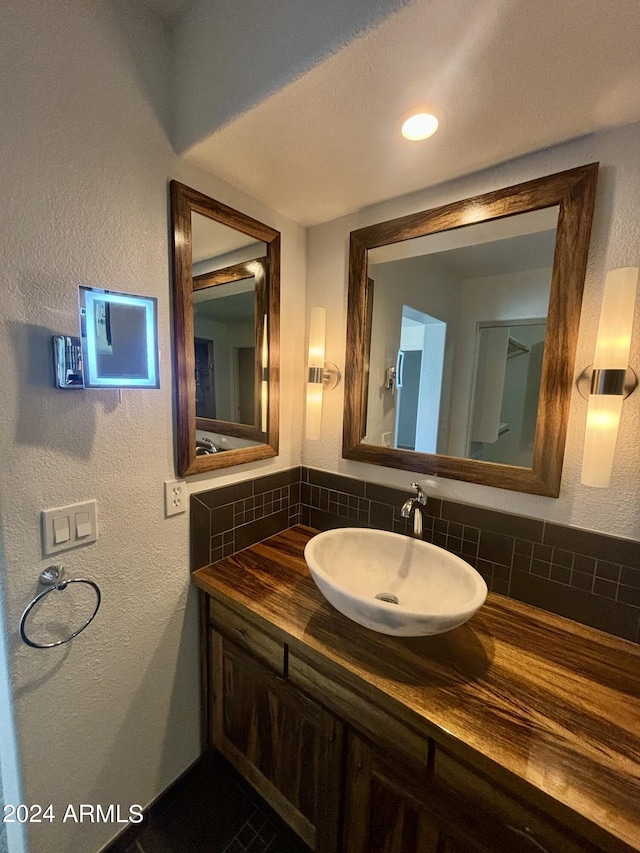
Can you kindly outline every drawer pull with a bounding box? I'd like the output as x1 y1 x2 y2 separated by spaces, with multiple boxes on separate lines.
506 825 550 853
233 627 248 640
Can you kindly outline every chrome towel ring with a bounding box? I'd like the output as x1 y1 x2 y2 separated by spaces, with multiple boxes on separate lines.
19 566 101 649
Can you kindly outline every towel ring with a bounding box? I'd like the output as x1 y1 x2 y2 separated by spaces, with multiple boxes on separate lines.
19 566 101 649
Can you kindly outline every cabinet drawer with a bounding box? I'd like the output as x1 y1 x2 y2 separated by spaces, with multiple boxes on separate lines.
433 748 597 853
288 652 429 771
209 598 285 674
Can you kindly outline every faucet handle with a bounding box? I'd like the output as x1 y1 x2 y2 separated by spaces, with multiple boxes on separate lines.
410 482 427 505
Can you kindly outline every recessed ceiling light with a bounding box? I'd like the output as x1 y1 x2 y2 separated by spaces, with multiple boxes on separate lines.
401 112 439 141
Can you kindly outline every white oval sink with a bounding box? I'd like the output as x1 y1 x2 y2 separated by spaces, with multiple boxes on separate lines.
304 528 487 637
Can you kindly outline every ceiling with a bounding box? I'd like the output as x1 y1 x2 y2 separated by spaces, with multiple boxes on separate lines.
191 212 263 264
371 229 558 281
181 0 640 226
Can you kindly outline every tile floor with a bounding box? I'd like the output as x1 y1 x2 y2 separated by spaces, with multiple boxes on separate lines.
110 753 311 853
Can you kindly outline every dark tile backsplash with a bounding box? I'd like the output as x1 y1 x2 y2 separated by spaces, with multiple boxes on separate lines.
191 466 640 644
190 467 302 569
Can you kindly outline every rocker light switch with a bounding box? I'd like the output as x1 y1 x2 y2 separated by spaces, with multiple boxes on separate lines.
75 511 91 539
42 500 97 556
53 515 70 544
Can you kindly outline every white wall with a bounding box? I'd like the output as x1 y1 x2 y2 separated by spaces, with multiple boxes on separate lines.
365 255 462 447
304 121 640 541
477 323 546 467
0 2 305 851
448 267 551 456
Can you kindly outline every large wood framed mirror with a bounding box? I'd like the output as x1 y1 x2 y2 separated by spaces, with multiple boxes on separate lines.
343 164 598 497
170 181 280 475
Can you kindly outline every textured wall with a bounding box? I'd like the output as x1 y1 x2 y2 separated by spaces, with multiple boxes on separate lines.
2 4 639 853
304 122 640 541
171 0 413 152
0 1 304 851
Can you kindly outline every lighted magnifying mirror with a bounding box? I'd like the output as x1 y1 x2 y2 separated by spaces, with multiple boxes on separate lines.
170 182 280 476
79 286 159 389
343 165 598 497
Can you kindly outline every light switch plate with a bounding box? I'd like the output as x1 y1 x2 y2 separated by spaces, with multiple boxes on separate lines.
42 500 97 556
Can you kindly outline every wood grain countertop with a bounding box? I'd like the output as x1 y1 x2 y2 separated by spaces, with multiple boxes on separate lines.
192 525 640 852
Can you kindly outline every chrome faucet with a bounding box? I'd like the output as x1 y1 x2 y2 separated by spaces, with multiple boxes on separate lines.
401 482 427 538
195 437 218 455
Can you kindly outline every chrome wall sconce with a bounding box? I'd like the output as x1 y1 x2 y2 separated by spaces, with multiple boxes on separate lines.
579 267 638 487
306 307 342 440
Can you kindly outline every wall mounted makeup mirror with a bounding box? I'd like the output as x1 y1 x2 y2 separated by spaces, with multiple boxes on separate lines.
343 164 598 497
53 286 160 390
170 181 280 476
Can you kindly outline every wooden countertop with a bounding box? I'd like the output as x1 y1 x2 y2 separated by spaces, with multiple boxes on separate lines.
192 525 640 852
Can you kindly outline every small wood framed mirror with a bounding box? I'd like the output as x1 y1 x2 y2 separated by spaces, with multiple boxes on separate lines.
170 181 280 476
343 164 598 497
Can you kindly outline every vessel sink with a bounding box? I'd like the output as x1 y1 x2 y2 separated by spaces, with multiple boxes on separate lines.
304 527 487 637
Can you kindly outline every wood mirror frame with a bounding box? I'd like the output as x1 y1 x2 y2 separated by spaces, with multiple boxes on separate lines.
343 164 598 497
170 181 280 476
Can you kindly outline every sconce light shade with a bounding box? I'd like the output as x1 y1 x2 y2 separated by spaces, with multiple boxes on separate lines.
581 267 638 487
306 308 326 440
581 394 624 488
261 314 268 433
592 267 637 369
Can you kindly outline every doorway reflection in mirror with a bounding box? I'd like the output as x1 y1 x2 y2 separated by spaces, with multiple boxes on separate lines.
192 210 268 443
364 207 557 468
193 279 257 425
470 320 546 467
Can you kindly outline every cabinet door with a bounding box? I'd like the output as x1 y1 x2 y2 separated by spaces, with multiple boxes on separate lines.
433 748 598 853
211 631 343 852
343 732 439 853
343 732 514 853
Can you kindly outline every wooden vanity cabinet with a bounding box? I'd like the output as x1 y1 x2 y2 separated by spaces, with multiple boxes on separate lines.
346 730 601 853
209 619 343 852
431 748 597 853
206 600 604 853
343 731 597 853
194 529 640 853
343 731 480 853
286 651 596 853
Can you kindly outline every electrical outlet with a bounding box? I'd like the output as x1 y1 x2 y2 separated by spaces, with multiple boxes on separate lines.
164 479 186 517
